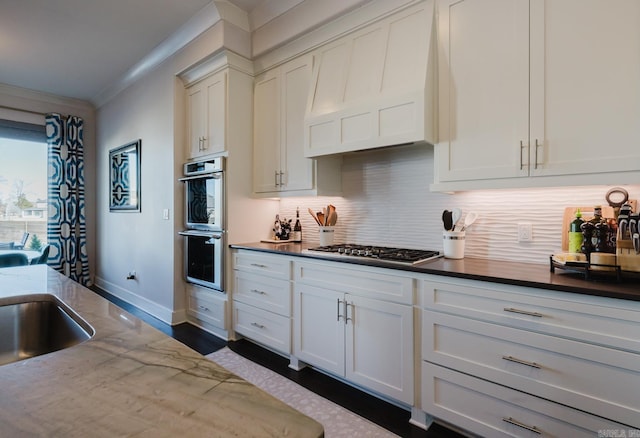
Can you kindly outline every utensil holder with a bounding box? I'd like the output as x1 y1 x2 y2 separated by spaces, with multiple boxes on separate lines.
443 230 465 259
319 226 335 246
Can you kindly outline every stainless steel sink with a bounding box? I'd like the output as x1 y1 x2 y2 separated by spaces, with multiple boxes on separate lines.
0 294 94 366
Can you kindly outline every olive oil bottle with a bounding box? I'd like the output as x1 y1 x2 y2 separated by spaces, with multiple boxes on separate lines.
568 209 584 253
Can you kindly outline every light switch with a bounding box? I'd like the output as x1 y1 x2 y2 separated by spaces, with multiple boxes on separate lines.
163 209 170 220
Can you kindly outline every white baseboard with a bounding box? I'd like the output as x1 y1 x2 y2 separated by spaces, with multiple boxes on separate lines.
94 275 186 325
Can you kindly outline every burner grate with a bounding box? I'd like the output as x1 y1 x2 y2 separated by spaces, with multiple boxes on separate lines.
307 244 441 264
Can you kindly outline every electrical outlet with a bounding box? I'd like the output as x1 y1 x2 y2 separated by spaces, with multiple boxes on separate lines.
518 223 533 242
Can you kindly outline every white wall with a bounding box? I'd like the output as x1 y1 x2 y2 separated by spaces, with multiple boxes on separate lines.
279 145 640 265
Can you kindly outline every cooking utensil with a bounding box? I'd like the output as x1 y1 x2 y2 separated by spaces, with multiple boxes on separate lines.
308 208 322 225
442 210 453 231
461 211 478 231
451 208 462 231
317 211 325 226
633 232 640 254
326 210 337 226
606 187 629 218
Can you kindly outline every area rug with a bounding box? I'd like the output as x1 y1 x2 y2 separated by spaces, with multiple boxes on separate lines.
206 347 398 437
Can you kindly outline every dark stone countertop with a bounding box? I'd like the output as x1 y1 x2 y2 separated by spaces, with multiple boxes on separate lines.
231 242 640 302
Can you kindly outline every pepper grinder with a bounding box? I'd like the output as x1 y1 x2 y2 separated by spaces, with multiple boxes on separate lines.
580 221 595 257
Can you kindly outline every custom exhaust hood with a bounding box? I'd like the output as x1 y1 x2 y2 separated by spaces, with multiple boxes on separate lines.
303 0 437 158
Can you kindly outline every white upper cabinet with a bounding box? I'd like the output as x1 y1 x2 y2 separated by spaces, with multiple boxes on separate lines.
434 0 640 191
254 55 342 197
304 0 437 157
186 70 227 159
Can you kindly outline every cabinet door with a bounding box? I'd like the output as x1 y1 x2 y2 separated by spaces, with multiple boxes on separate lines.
293 284 344 376
436 0 530 182
186 71 227 159
204 70 227 156
253 69 281 193
530 0 640 177
345 294 413 404
187 82 206 158
280 55 314 192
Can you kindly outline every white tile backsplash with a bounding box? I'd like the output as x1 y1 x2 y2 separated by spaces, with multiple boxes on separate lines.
279 145 639 265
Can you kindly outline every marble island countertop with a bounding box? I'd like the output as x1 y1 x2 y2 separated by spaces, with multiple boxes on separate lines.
0 265 323 437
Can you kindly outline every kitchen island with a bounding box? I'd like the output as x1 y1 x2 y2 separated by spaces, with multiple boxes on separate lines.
0 265 324 437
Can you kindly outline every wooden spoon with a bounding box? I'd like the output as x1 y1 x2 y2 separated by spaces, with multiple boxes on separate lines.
308 208 322 225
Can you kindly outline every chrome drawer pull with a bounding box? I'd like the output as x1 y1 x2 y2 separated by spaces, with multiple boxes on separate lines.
250 289 266 295
502 417 541 434
250 263 268 268
250 322 265 329
503 307 543 318
198 305 210 312
346 302 354 323
502 355 541 369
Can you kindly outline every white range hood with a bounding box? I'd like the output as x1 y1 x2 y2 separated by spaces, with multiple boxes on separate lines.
304 0 436 158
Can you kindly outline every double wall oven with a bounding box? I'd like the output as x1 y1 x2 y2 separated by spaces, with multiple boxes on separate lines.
179 157 224 291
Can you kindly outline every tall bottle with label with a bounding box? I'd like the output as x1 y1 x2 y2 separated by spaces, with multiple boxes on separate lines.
568 209 584 253
293 207 302 242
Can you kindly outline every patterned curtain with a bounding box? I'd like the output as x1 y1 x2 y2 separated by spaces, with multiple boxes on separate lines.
46 113 90 285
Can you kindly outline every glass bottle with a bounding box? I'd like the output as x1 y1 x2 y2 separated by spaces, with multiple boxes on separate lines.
568 209 584 253
293 207 302 242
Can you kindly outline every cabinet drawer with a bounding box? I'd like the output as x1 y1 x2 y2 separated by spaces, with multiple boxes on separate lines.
233 251 291 280
422 363 628 437
188 289 226 329
421 276 640 354
295 260 414 304
233 270 291 316
423 310 640 427
233 301 291 354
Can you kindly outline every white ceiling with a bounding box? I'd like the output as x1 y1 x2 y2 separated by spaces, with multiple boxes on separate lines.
0 0 266 104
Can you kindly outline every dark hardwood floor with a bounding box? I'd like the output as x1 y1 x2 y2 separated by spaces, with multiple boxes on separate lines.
90 286 465 438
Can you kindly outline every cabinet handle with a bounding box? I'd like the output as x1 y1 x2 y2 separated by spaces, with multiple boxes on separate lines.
275 170 279 187
503 307 543 318
250 322 265 329
337 298 344 321
279 171 285 186
346 301 354 323
201 136 207 151
519 140 528 170
502 355 541 369
250 288 266 295
502 417 541 434
534 139 542 169
250 263 268 268
198 305 210 312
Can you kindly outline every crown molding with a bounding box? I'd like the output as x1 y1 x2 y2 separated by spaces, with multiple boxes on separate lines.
93 1 250 108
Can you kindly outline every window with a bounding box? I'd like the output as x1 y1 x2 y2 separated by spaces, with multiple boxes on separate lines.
0 119 47 251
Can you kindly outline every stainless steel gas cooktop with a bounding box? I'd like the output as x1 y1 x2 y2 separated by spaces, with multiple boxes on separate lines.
306 244 442 265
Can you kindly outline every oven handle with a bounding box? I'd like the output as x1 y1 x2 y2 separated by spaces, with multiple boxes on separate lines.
178 231 223 239
178 172 222 182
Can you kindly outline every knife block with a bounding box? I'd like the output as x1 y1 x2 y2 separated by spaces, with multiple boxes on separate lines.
616 239 640 272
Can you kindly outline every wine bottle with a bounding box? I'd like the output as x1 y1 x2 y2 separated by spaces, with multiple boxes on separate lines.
293 207 302 242
568 209 584 253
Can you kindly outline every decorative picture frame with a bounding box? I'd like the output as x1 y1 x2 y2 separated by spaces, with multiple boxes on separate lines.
109 139 141 212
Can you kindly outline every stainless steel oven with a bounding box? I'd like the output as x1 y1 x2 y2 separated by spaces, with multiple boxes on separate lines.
178 230 224 291
179 157 224 231
179 157 225 291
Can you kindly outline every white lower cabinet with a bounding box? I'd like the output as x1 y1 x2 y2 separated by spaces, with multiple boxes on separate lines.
422 363 628 437
232 251 292 354
293 261 414 405
420 275 640 433
187 284 227 335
